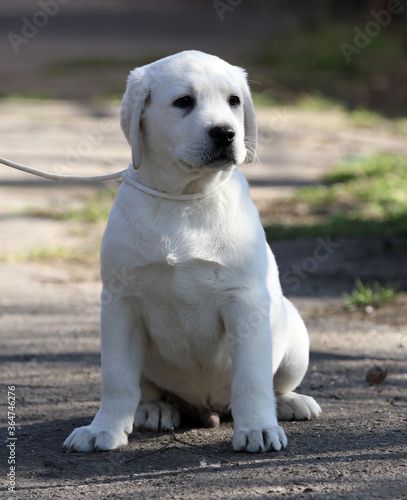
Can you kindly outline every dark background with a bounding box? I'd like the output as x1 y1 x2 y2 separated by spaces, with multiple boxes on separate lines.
0 0 406 113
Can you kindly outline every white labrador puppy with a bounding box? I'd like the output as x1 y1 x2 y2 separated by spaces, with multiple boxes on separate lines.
64 50 321 454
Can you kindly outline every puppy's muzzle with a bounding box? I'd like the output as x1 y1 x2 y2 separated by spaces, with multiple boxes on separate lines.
209 126 235 148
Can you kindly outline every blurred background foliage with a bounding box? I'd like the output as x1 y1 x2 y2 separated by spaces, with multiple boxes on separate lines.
1 0 406 244
253 1 407 115
1 0 406 296
0 0 406 114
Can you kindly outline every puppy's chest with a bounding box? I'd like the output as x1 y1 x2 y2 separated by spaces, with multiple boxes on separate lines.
131 227 235 327
138 233 230 301
136 209 233 274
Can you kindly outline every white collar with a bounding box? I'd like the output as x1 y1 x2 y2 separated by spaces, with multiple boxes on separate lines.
121 166 234 201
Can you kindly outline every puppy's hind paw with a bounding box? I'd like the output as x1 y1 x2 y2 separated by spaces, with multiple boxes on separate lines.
277 392 321 421
135 401 181 432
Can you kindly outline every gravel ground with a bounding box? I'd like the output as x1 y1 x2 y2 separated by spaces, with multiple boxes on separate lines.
1 98 407 499
0 259 406 499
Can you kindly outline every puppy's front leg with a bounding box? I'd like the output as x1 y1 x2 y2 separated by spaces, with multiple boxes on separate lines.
64 297 142 452
224 296 287 453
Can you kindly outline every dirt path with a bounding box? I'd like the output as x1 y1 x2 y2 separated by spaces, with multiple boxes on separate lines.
1 101 407 499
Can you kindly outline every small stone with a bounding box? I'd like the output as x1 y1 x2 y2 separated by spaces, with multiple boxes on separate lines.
366 366 388 385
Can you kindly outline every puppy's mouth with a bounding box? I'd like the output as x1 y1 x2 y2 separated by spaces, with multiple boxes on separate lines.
178 148 236 172
204 150 236 169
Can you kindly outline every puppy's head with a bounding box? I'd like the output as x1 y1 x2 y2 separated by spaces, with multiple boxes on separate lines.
120 50 257 173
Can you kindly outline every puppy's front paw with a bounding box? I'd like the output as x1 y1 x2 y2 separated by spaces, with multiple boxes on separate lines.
135 401 181 432
277 392 322 421
233 425 287 453
63 425 129 453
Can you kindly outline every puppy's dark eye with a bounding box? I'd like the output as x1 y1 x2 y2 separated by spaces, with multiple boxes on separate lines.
173 96 194 108
228 95 240 107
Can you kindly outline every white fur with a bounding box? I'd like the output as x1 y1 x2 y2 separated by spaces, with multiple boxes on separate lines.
64 50 321 454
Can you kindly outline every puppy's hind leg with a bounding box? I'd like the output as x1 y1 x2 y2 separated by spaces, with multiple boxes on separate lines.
135 378 181 432
274 299 321 421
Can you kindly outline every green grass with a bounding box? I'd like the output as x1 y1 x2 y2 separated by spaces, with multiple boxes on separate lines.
295 94 345 112
348 109 383 128
300 153 407 218
65 192 114 222
392 118 407 135
0 245 99 263
1 191 112 262
251 91 280 108
265 153 407 240
21 188 117 223
343 277 400 309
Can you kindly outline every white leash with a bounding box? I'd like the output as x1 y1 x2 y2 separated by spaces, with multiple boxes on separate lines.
121 168 233 201
0 157 233 200
0 156 125 182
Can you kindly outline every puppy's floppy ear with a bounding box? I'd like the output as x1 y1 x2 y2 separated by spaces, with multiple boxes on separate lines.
120 67 150 169
236 68 258 164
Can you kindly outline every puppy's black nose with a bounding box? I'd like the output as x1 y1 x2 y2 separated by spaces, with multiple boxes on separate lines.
209 126 235 147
